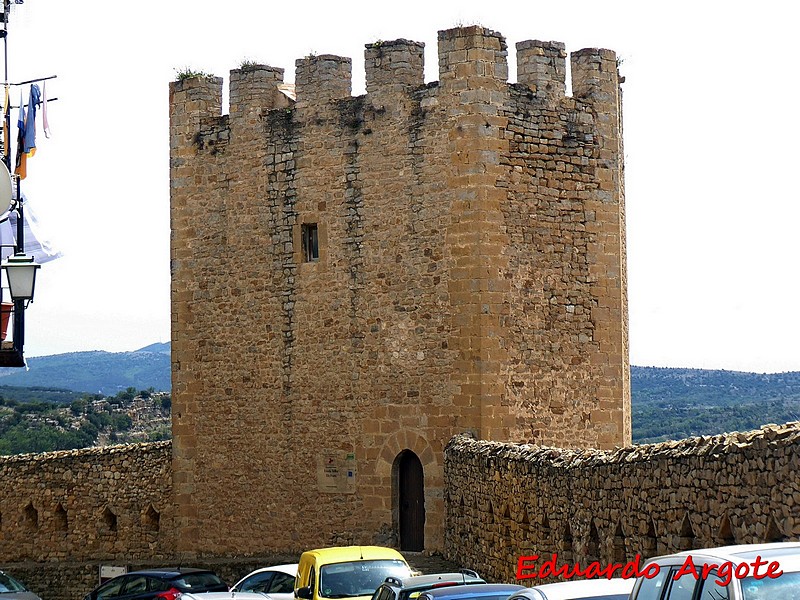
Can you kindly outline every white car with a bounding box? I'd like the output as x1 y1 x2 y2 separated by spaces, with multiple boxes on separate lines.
628 542 800 599
230 564 298 599
508 578 633 600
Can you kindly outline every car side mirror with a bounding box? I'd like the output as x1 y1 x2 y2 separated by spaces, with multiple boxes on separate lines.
297 586 313 599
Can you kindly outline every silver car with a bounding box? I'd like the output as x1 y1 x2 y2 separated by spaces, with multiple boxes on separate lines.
0 571 42 600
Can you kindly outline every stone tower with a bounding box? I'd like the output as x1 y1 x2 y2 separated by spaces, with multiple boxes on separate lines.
169 26 629 557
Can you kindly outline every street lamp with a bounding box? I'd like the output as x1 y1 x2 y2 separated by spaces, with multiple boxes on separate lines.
2 252 39 304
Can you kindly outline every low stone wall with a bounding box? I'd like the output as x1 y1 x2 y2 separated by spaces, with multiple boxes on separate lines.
443 424 800 583
0 441 174 600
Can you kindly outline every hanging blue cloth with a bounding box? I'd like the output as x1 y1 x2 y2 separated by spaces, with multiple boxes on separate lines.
23 84 40 154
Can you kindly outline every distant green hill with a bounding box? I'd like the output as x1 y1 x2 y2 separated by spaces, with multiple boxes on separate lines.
631 366 800 443
0 345 171 397
1 345 799 445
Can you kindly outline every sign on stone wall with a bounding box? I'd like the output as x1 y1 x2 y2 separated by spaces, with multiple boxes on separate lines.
99 565 127 584
317 452 356 493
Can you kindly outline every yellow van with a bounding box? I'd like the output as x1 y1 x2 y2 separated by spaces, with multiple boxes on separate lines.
295 546 411 600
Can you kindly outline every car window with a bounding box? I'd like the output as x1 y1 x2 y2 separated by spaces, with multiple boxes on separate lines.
0 573 27 593
741 570 800 600
270 573 296 594
122 576 149 595
664 567 698 600
697 571 729 600
149 578 170 593
633 567 669 599
320 560 410 598
240 572 275 593
175 573 225 591
96 576 129 599
377 586 397 600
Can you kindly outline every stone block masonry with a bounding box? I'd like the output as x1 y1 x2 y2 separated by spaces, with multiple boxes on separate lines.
443 424 800 582
169 25 628 558
0 442 173 600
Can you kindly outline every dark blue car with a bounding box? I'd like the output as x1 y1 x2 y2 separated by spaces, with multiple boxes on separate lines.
82 568 228 600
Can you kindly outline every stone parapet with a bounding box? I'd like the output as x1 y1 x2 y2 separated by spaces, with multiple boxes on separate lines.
516 40 567 101
443 424 800 582
0 442 173 566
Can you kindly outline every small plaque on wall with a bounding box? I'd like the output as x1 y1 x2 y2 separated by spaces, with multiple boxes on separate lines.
317 452 357 493
99 565 127 584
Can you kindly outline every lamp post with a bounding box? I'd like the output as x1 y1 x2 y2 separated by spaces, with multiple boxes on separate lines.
0 251 37 365
3 251 39 303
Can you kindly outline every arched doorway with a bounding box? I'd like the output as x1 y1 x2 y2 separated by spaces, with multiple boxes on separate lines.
396 450 425 551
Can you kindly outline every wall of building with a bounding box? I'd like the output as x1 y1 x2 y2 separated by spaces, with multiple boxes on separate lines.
443 424 800 583
169 25 629 558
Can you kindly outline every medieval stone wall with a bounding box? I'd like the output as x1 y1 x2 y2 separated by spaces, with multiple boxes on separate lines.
169 25 629 558
443 424 800 583
0 441 173 600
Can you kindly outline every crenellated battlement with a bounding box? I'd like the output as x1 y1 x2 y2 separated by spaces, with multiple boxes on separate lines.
295 54 352 107
229 64 292 120
571 47 619 101
365 39 425 97
437 26 508 87
168 26 621 126
516 39 567 100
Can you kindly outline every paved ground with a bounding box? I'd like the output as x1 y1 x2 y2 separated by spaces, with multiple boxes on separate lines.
404 552 463 574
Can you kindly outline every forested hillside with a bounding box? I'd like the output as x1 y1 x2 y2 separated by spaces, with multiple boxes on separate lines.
0 345 170 395
0 387 170 455
631 366 800 442
2 346 800 452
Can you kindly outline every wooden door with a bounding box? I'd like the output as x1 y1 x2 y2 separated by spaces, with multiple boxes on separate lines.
398 451 425 551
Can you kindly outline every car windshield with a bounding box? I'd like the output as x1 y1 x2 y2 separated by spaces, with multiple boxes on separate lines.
0 573 27 593
741 570 800 599
320 560 410 598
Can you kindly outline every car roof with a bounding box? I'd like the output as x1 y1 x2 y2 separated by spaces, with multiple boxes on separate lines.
511 578 634 600
421 583 526 599
645 541 800 569
303 546 406 563
383 572 484 590
239 564 298 577
123 567 217 578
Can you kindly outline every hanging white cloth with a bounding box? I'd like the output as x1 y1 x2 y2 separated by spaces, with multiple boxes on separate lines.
0 188 62 264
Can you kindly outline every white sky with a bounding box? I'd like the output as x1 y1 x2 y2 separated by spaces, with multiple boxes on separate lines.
5 0 799 373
